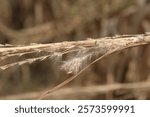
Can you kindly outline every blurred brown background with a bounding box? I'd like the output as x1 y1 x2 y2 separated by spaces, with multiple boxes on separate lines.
0 0 150 99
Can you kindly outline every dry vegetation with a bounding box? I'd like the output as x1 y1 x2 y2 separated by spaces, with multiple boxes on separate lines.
0 0 150 99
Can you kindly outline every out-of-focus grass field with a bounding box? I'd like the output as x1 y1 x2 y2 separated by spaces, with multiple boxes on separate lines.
0 0 150 99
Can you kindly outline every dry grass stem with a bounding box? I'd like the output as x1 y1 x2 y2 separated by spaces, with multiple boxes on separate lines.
1 81 150 100
0 33 150 99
